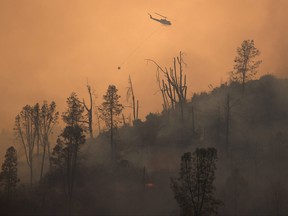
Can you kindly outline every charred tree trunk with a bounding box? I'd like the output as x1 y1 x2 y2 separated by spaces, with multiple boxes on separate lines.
122 114 126 125
225 94 230 155
110 106 114 163
40 137 46 180
191 106 195 136
95 109 101 134
83 84 94 139
127 75 139 124
146 51 187 124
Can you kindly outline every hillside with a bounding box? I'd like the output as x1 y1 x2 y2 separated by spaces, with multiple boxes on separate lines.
83 74 288 215
1 75 288 215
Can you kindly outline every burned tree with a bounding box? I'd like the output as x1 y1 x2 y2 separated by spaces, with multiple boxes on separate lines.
14 104 39 185
82 83 94 139
95 108 102 134
147 51 187 122
14 101 58 183
127 75 139 123
223 94 241 156
225 94 231 154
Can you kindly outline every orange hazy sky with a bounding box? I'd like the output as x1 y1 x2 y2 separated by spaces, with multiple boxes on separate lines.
0 0 288 131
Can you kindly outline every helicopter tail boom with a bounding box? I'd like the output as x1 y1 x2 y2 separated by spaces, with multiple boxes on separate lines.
154 12 167 19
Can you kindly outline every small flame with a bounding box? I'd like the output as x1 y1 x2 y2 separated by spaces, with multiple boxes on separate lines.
146 183 155 188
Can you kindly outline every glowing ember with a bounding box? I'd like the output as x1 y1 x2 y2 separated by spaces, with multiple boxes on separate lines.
146 183 155 188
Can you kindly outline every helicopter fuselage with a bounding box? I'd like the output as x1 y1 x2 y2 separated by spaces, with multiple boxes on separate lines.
149 15 172 25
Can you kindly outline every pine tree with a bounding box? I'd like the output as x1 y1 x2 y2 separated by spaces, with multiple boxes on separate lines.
230 40 262 93
99 85 124 163
0 146 19 200
62 92 86 128
50 92 86 214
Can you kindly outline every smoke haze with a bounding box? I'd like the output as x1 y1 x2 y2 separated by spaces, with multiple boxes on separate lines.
0 0 288 130
1 2 288 214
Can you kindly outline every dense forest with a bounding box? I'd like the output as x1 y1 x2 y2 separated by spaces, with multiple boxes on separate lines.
1 40 288 216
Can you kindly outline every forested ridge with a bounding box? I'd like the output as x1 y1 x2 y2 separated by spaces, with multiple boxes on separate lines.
1 41 288 215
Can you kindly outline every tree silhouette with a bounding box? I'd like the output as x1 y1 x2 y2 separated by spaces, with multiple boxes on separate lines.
14 104 39 185
0 146 19 200
99 85 124 163
62 92 86 128
127 75 139 123
50 92 86 214
147 51 187 122
15 102 58 184
82 83 94 139
39 101 59 180
171 148 221 216
224 168 247 216
230 40 262 93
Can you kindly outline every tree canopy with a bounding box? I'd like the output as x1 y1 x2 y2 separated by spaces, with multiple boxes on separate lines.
171 148 221 216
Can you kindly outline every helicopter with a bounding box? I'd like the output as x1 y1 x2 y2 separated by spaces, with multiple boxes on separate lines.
148 13 172 25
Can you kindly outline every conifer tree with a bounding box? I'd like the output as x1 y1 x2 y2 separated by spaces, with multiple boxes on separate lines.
230 40 262 93
99 85 124 162
0 146 19 200
171 148 221 216
50 92 86 214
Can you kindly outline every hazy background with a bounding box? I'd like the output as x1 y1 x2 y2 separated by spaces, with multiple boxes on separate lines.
0 0 288 131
